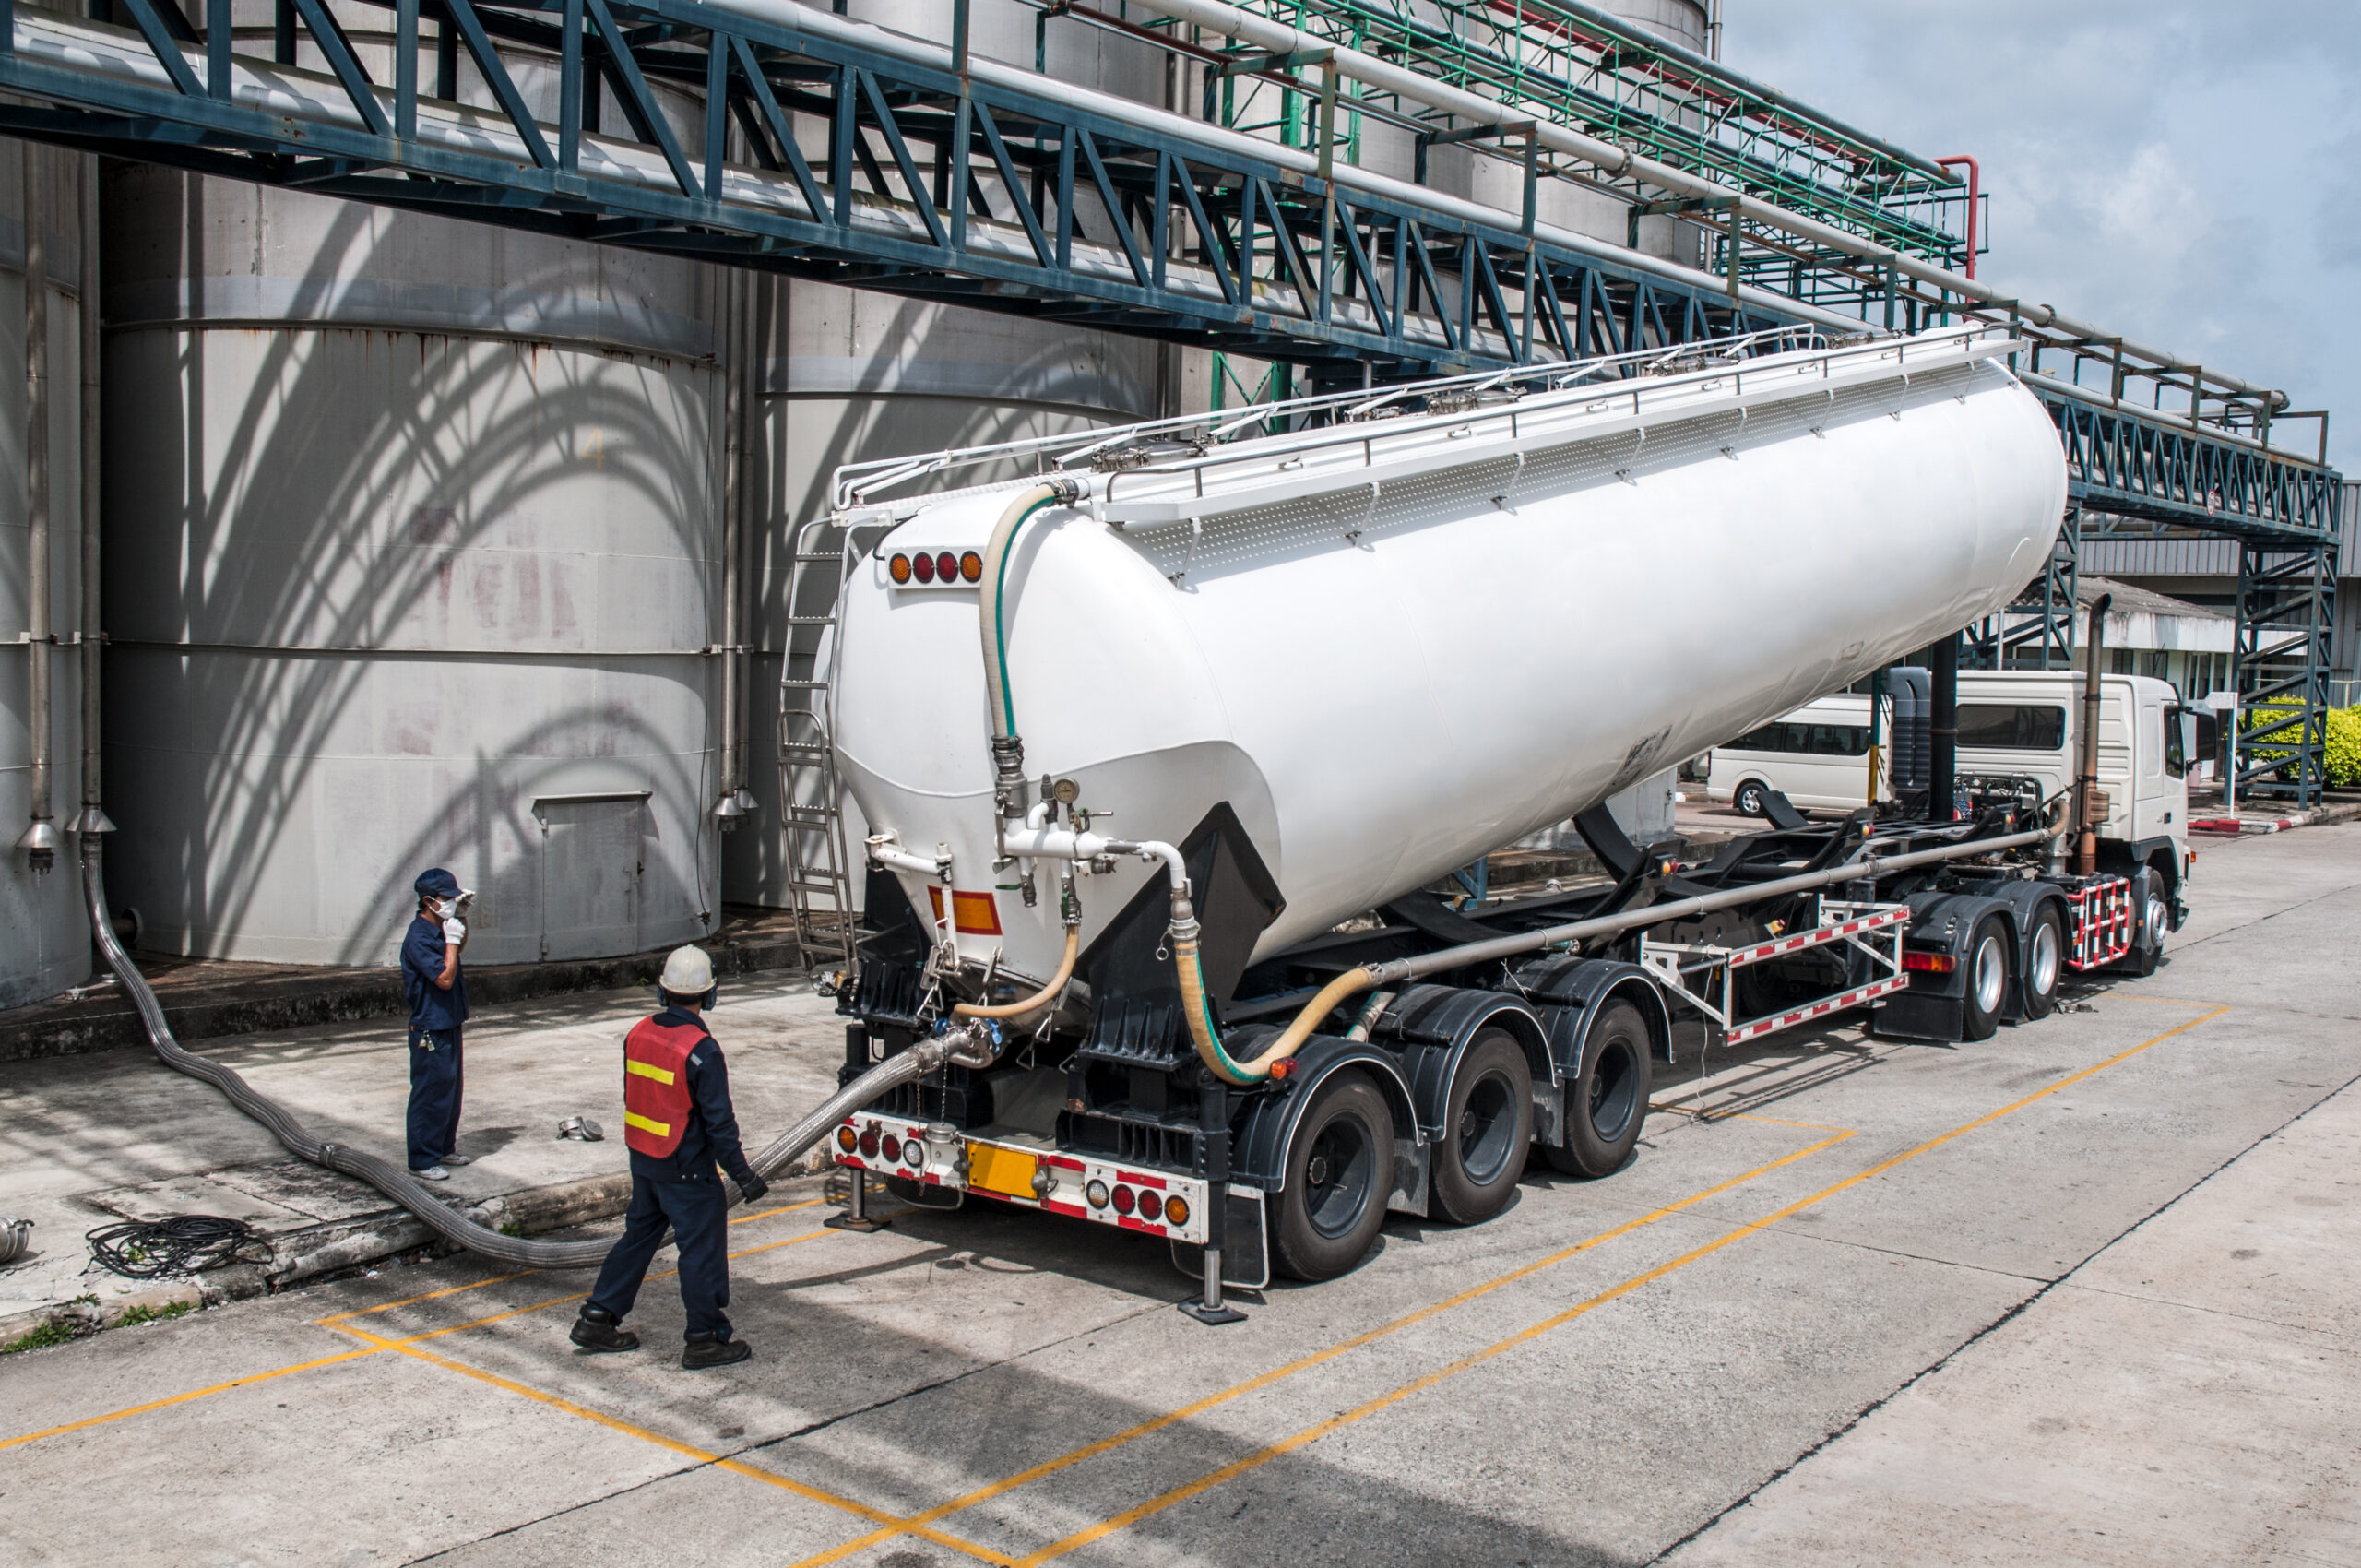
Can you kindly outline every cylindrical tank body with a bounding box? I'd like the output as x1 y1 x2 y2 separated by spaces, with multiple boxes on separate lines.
728 0 1172 907
832 343 2068 980
0 144 89 1006
103 169 724 966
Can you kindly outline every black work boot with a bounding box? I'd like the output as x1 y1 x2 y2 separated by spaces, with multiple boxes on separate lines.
681 1332 752 1370
570 1305 640 1353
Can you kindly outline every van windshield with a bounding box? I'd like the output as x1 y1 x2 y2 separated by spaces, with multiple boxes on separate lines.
1956 704 2066 750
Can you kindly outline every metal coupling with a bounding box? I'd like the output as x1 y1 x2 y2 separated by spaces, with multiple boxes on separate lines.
1060 873 1080 927
991 735 1028 817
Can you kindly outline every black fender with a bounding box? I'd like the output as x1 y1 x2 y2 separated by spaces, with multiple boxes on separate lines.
1366 984 1548 1146
1230 1034 1427 1217
1507 955 1675 1071
1872 887 2018 1043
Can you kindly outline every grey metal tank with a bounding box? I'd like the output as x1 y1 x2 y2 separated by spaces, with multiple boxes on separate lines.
726 0 1170 907
0 143 89 1008
101 164 728 967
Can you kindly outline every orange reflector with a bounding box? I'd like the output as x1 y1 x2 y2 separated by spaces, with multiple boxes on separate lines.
1161 1194 1190 1228
960 551 984 582
889 553 912 584
925 887 1003 935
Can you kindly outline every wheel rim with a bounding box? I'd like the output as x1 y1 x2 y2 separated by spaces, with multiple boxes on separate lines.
1455 1069 1518 1185
2146 896 2168 949
1738 784 1763 814
1974 934 2007 1015
2030 920 2059 997
1303 1113 1378 1240
1588 1039 1639 1142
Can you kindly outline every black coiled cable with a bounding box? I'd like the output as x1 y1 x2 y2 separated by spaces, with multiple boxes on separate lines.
87 1215 267 1279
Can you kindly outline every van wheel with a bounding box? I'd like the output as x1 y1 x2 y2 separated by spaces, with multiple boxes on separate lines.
1430 1031 1534 1225
1963 917 2010 1041
1543 1001 1653 1178
1272 1070 1395 1282
2020 907 2064 1019
1733 779 1770 817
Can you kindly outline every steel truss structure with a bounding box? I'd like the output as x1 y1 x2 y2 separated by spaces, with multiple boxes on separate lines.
0 0 2338 798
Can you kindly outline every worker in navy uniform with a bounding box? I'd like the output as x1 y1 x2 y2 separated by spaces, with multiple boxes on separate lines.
399 868 473 1181
572 945 769 1369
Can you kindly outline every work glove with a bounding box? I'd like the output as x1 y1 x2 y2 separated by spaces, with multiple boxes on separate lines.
735 1171 770 1206
442 917 468 945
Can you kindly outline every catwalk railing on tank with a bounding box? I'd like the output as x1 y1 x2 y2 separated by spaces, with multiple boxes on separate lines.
0 0 1809 373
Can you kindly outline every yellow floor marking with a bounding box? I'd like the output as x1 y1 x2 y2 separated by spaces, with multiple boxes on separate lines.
330 1319 1018 1566
0 1197 833 1454
1016 1004 2230 1566
785 1127 1856 1568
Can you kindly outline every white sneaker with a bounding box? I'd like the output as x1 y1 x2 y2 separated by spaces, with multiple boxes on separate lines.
442 1154 473 1167
414 1165 451 1182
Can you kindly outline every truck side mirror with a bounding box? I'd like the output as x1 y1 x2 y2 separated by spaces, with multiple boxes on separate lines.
2190 709 2219 757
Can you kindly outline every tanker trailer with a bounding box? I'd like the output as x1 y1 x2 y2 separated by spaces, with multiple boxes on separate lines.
816 324 2068 1304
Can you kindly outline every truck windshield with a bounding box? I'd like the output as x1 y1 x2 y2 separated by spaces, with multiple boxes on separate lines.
1956 704 2067 750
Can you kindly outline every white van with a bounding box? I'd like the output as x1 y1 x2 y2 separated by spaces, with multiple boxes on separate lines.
1705 694 1877 816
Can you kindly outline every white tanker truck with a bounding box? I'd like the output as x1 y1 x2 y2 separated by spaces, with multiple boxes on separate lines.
806 325 2164 1316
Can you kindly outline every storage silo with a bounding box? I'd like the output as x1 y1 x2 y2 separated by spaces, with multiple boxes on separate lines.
726 0 1170 908
1 143 89 1008
101 170 727 967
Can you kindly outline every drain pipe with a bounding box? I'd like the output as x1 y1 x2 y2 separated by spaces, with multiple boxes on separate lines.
2074 593 2112 875
81 833 993 1269
71 154 109 840
713 268 755 840
16 146 55 872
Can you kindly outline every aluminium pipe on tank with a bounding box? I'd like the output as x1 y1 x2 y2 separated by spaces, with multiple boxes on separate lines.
1230 826 2059 1079
80 833 988 1268
16 144 53 866
1128 0 2286 408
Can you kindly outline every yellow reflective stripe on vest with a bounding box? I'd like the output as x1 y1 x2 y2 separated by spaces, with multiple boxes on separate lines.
626 1060 676 1086
623 1111 671 1138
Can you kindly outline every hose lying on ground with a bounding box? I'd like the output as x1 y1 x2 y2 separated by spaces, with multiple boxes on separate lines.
83 836 989 1270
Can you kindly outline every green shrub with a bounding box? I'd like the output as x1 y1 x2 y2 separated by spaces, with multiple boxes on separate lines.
2237 702 2361 789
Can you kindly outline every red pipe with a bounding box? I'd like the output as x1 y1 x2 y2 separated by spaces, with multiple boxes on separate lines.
1936 155 1979 279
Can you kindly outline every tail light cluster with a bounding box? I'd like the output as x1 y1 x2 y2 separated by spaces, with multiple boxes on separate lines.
1084 1177 1184 1229
888 549 984 587
1903 950 1957 974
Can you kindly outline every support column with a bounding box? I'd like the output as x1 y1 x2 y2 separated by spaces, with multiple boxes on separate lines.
2232 542 2334 806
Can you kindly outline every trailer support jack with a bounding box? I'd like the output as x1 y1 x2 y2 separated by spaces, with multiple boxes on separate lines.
1180 1081 1248 1325
826 1163 891 1233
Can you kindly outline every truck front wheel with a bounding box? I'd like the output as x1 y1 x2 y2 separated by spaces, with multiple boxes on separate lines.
1430 1031 1535 1224
1272 1070 1396 1282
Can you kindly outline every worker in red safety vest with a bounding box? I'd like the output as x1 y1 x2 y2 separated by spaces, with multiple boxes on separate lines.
570 945 769 1370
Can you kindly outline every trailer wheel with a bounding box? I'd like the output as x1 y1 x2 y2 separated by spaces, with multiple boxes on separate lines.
1963 917 2010 1041
1272 1070 1395 1282
1542 1001 1654 1179
1733 779 1771 817
1430 1031 1535 1225
2021 907 2064 1020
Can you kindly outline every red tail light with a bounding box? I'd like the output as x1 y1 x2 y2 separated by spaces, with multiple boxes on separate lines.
888 553 912 585
1137 1191 1163 1222
858 1125 880 1158
912 552 937 584
936 551 959 583
1111 1184 1135 1216
881 1134 902 1163
1903 951 1956 974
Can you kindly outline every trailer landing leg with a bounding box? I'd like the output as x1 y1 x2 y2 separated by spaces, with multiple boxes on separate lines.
1180 1248 1248 1324
825 1160 891 1233
1180 1082 1248 1324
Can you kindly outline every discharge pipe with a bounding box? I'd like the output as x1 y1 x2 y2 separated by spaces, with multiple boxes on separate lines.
1221 826 2058 1082
82 833 992 1269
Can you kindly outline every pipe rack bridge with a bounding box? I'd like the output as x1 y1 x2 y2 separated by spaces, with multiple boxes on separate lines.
0 0 2338 785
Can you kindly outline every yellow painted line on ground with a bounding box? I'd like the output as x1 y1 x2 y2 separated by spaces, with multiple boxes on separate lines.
1014 1003 2231 1567
785 1125 1857 1568
0 1197 834 1454
330 1319 1018 1566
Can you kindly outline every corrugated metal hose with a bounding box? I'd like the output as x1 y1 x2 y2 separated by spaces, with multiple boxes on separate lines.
82 837 985 1270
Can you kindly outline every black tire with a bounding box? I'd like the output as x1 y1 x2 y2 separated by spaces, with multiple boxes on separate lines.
1272 1069 1395 1282
1430 1030 1535 1225
1543 1000 1653 1178
1733 779 1770 817
2020 906 2064 1020
2122 885 2168 978
1962 916 2010 1041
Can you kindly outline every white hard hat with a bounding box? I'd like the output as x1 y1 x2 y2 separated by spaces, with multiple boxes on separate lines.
659 945 716 998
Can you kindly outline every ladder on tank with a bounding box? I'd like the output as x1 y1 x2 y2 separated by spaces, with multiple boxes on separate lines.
776 517 882 973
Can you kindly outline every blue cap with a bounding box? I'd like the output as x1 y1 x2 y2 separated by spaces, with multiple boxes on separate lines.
414 867 461 898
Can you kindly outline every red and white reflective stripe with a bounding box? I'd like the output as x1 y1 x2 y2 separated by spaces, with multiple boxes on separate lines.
1726 975 1911 1044
1725 906 1910 968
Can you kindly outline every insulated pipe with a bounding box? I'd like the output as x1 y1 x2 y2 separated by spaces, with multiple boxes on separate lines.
83 832 991 1268
2075 593 2111 876
73 152 106 838
16 144 54 869
1121 0 2285 409
1236 826 2059 1076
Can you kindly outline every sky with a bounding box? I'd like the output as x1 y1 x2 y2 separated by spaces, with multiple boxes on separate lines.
1724 1 2360 475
